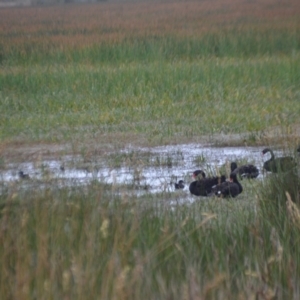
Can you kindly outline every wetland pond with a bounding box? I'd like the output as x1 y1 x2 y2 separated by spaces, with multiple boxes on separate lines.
0 144 278 196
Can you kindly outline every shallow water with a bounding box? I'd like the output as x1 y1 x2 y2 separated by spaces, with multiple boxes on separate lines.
1 144 275 196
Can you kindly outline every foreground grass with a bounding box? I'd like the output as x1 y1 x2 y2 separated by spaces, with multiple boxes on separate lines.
0 176 299 299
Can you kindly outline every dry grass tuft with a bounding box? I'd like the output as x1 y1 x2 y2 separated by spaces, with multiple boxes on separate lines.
286 191 300 230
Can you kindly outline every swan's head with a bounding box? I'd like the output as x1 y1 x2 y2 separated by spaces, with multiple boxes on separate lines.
192 170 206 179
262 148 271 155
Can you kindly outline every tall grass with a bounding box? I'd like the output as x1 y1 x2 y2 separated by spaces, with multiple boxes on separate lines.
2 31 300 65
0 177 299 299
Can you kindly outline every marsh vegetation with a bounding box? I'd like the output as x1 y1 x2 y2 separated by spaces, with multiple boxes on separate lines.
0 0 300 298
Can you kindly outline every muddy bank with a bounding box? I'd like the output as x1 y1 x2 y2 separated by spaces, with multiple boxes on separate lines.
1 125 299 163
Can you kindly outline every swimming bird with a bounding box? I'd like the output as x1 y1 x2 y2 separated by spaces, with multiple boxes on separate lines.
19 170 30 179
175 180 185 190
230 162 259 179
262 147 295 173
189 174 226 197
213 172 243 198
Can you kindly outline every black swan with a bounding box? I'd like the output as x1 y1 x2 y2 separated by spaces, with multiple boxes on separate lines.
230 162 259 179
175 180 185 190
19 171 30 179
262 148 295 173
213 172 243 198
189 174 226 197
192 169 206 180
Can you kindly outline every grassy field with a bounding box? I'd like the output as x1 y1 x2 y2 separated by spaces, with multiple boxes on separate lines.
0 0 300 148
1 0 300 298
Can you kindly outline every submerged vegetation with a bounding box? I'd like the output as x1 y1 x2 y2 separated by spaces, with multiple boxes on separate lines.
0 0 300 298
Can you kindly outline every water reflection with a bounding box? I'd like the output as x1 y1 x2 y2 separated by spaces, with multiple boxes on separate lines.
1 144 277 194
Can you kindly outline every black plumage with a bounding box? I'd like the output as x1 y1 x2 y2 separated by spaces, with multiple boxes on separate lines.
189 174 226 197
213 172 243 198
230 162 259 179
262 148 295 173
19 171 30 179
175 180 185 190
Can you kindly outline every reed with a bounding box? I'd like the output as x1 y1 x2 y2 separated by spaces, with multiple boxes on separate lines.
0 179 299 299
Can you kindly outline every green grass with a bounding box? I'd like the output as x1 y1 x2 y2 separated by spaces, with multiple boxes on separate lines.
1 1 300 145
1 50 300 143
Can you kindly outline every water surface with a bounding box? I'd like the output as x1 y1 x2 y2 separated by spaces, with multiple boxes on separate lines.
1 144 274 196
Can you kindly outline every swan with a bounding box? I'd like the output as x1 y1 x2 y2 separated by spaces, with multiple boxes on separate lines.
262 148 295 173
189 173 226 197
213 172 243 198
230 162 259 179
175 180 185 189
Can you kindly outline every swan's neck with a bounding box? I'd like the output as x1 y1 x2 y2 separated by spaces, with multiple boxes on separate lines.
237 181 243 192
268 149 275 160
